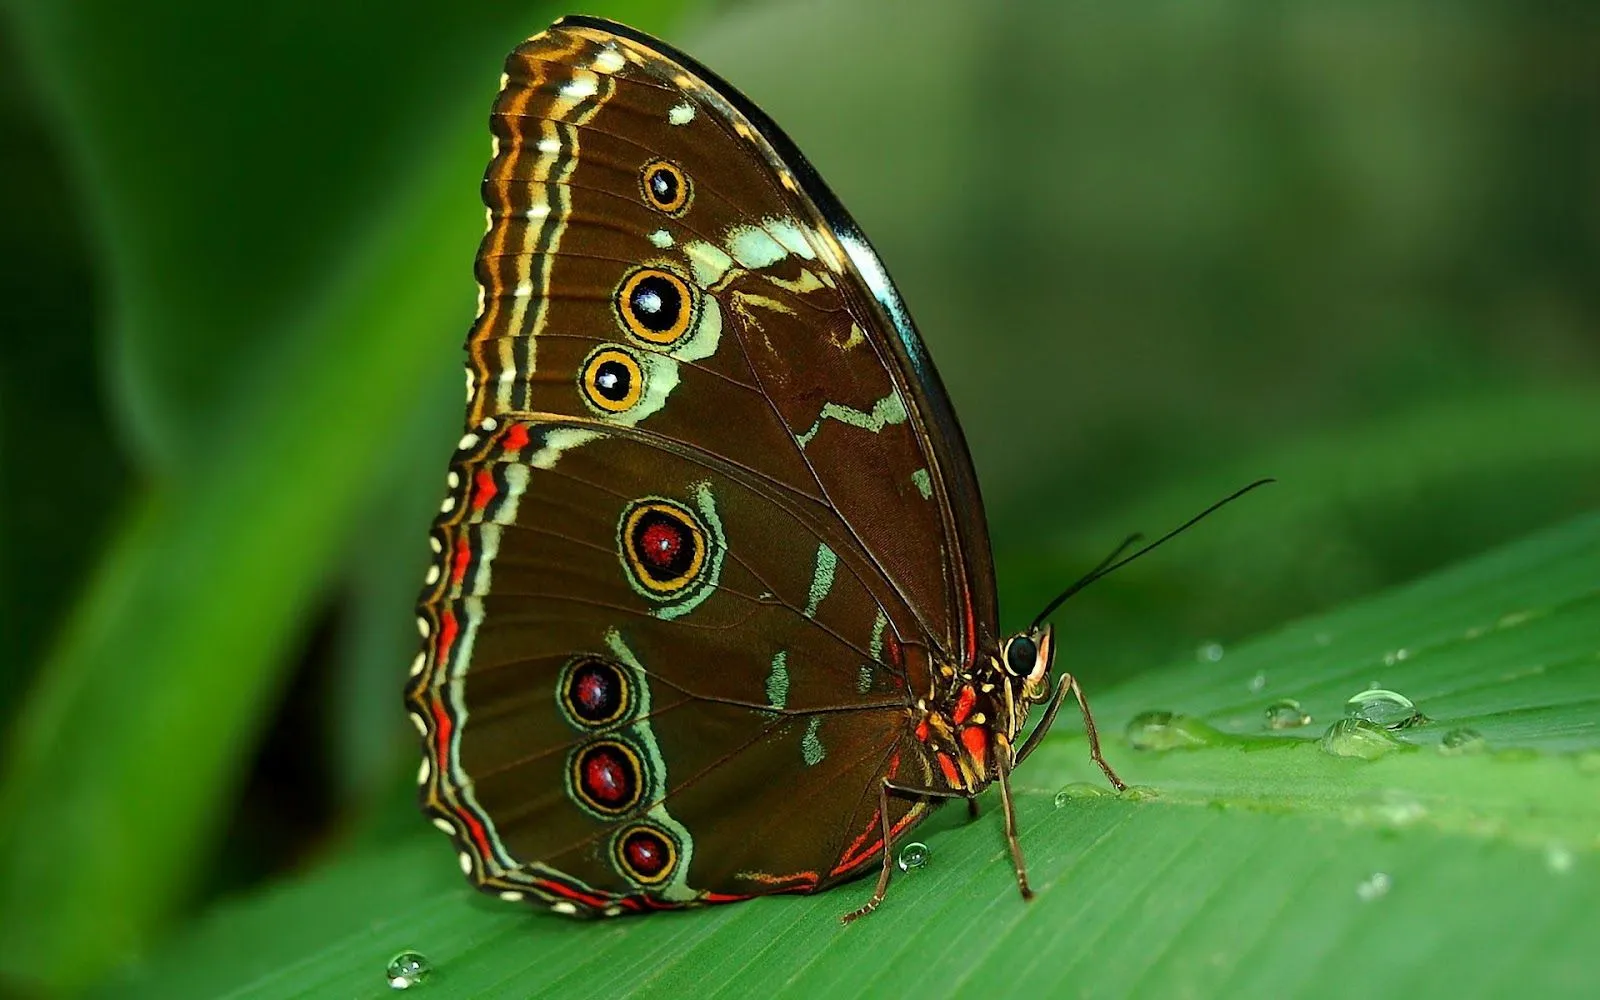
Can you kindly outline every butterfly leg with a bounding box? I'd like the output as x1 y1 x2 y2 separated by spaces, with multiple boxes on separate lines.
1014 673 1126 791
994 749 1032 900
840 778 967 924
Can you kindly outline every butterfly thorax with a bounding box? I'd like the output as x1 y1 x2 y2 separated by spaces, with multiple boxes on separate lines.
908 624 1055 794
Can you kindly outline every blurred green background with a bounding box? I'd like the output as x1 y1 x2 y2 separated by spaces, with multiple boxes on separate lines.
0 0 1595 994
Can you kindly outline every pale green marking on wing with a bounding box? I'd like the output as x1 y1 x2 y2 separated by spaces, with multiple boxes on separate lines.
860 610 889 694
603 628 697 901
766 650 789 710
802 716 826 766
728 224 789 270
796 389 908 448
912 468 933 499
804 543 837 617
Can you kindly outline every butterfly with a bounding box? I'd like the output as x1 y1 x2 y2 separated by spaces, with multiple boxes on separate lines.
404 15 1127 923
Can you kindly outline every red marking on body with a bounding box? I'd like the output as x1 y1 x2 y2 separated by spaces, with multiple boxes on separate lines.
472 469 497 510
639 521 683 567
961 725 989 773
952 685 977 725
437 609 459 660
502 423 530 452
450 538 471 586
937 752 961 788
583 749 630 804
914 719 930 742
888 750 902 778
884 630 903 667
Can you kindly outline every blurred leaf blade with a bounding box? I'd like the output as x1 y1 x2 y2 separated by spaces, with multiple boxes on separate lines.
0 0 694 991
104 513 1600 999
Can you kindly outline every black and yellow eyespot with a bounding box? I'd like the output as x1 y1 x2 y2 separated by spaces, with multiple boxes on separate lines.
640 159 691 215
619 499 707 597
613 824 679 885
568 738 646 817
558 656 632 729
581 346 645 413
615 268 695 347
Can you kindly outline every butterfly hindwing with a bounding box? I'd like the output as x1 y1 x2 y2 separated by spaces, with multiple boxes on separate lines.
408 417 934 909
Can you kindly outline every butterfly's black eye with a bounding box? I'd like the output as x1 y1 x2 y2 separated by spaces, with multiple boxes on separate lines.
581 347 644 413
640 159 691 215
1006 635 1038 676
616 268 695 346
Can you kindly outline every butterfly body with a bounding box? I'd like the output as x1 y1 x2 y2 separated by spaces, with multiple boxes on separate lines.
405 16 1121 920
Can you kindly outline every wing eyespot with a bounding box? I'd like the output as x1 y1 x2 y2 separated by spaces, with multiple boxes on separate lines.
640 159 691 215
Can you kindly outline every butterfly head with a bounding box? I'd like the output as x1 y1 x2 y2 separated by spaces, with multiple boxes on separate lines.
1000 624 1054 703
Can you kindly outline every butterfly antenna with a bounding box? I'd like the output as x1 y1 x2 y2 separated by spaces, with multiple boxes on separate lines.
1030 478 1276 630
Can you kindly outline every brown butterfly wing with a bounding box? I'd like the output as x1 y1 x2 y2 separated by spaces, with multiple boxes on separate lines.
465 19 994 661
408 417 933 909
409 19 993 912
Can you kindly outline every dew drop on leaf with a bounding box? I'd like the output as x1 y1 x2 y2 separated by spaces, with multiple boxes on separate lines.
1344 688 1427 729
1264 698 1311 730
1320 718 1407 760
1438 727 1487 755
1054 782 1112 807
387 951 432 990
897 842 929 872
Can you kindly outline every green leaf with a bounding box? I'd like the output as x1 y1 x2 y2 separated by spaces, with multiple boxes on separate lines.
104 514 1600 999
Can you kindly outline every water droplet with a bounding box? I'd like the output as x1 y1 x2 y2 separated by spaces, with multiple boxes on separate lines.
897 842 929 872
1264 698 1311 730
1344 688 1427 730
1121 785 1161 802
1356 872 1391 902
1247 671 1267 694
1054 782 1112 807
387 952 432 990
1125 710 1214 751
1197 641 1225 662
1320 718 1408 760
1438 727 1487 756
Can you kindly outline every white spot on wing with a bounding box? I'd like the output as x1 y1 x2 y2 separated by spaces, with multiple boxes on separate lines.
592 47 626 74
668 102 695 125
648 228 674 248
560 75 598 99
